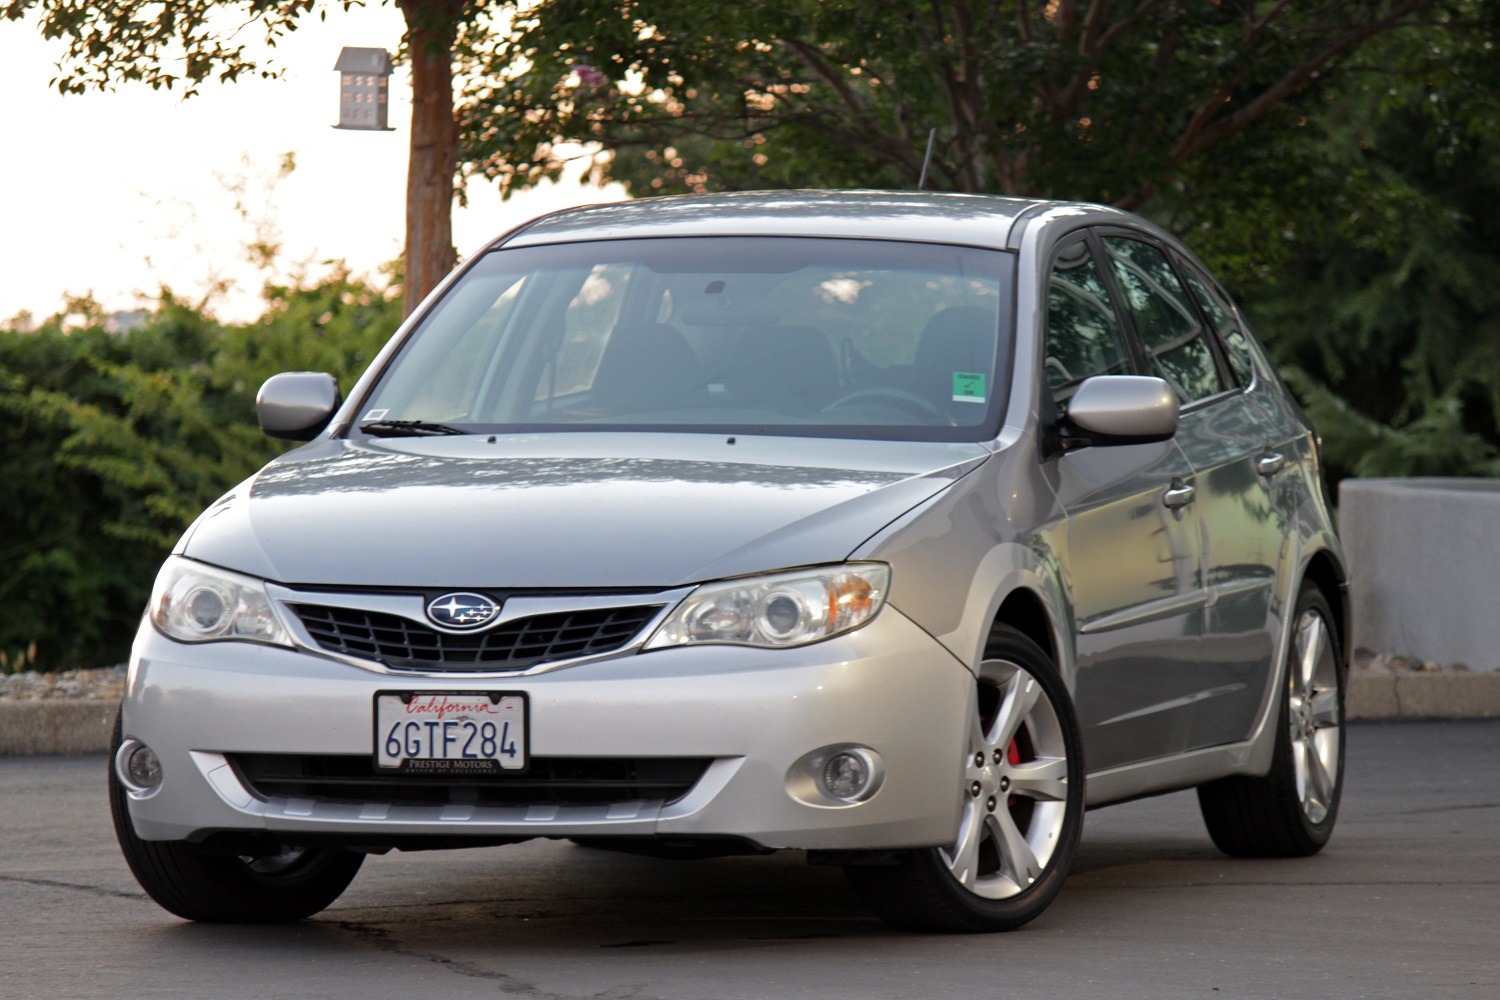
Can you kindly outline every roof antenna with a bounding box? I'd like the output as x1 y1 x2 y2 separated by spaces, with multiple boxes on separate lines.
917 128 937 191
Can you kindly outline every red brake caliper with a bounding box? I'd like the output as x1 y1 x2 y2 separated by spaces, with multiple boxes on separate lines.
1007 738 1021 807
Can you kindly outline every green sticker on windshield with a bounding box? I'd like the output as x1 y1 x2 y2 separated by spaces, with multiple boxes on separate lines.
952 372 986 404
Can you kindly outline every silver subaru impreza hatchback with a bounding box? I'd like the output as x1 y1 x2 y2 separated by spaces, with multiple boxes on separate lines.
112 191 1347 932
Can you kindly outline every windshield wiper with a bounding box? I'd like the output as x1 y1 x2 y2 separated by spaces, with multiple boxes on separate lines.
359 419 468 437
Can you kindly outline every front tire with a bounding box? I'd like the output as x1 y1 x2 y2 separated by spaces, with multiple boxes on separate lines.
1197 582 1346 857
109 715 363 922
845 627 1085 932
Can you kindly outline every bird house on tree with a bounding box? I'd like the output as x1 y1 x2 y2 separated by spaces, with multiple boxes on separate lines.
333 47 394 131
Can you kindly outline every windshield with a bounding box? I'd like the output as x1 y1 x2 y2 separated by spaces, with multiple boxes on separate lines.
357 236 1015 441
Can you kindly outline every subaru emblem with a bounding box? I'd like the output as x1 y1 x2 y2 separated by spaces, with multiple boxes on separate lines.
426 592 500 630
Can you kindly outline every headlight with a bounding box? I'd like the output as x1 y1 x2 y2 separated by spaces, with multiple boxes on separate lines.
645 564 889 649
149 557 292 646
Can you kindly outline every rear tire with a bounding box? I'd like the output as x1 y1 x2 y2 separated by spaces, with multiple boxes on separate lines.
1197 582 1346 857
109 714 363 922
845 627 1084 932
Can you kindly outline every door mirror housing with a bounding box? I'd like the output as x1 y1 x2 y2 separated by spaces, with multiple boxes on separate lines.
1064 375 1178 446
257 372 342 441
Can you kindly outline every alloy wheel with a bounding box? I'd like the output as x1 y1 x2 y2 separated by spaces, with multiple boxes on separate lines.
943 658 1071 899
1288 608 1341 825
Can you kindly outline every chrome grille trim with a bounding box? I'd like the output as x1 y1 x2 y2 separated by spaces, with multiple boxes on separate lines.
265 584 693 677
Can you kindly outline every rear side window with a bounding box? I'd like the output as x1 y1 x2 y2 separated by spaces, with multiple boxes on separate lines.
1044 239 1132 409
1101 236 1223 404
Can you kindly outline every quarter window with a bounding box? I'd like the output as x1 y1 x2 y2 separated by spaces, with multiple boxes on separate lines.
1101 236 1223 403
1044 239 1132 409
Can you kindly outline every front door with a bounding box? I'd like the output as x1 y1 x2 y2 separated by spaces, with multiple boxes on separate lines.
1042 235 1209 771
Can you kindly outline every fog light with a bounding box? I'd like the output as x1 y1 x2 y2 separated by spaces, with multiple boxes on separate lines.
128 745 162 788
822 751 871 800
116 740 162 793
787 744 885 807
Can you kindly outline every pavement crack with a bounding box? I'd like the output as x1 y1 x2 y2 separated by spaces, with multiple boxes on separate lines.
1393 801 1500 816
328 919 663 1000
0 874 146 901
1073 878 1500 890
599 939 675 948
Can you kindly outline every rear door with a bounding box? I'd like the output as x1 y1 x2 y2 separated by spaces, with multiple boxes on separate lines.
1174 254 1305 748
1098 232 1287 750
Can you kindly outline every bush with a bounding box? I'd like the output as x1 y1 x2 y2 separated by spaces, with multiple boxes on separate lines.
0 269 401 671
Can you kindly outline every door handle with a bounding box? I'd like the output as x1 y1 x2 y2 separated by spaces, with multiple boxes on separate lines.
1162 479 1195 509
1257 451 1286 478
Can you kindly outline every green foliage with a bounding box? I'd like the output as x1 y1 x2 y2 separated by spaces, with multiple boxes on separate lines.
0 270 401 671
1 1 360 95
1233 12 1500 485
0 309 169 673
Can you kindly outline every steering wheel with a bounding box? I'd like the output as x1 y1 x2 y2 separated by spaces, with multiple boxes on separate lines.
822 386 955 425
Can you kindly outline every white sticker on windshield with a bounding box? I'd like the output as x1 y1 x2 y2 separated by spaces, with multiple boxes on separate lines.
362 409 389 422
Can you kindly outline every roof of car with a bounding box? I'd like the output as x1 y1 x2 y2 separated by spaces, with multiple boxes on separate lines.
496 190 1076 252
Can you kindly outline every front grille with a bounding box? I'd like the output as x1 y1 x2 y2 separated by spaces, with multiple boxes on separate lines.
229 754 711 807
288 603 662 671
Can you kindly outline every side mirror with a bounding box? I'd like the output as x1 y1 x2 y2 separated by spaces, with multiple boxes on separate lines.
1064 375 1178 446
256 372 342 441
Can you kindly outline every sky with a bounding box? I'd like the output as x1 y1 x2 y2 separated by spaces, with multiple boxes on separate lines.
0 5 624 324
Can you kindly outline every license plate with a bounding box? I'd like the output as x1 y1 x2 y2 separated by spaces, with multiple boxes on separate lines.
375 692 527 773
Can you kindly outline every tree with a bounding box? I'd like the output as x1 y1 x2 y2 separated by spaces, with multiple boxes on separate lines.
2 0 493 315
398 0 467 312
461 0 1429 210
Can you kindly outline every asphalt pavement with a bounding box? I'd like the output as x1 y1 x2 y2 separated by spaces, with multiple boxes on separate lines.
3 720 1497 1000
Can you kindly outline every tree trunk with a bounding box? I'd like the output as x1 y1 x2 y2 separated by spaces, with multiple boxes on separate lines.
397 1 465 317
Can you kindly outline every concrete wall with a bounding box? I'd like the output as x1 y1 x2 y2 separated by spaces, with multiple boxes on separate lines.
1340 477 1500 671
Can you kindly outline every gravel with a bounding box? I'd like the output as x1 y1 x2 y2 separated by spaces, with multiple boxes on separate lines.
1353 649 1475 673
0 666 127 702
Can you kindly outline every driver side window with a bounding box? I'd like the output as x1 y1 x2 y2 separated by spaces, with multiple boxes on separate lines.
1101 236 1224 403
1045 239 1132 412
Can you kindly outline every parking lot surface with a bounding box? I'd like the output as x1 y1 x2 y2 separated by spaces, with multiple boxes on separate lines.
3 720 1497 1000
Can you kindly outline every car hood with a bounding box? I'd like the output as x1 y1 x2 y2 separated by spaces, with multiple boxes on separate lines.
181 433 990 589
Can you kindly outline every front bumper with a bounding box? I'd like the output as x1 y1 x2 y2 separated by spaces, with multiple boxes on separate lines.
120 607 973 851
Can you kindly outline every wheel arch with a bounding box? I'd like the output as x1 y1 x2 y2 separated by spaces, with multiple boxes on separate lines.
1232 539 1349 779
1299 547 1350 667
989 587 1059 667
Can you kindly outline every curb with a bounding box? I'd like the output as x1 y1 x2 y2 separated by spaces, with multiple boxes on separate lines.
1347 670 1500 721
0 701 118 756
4 674 1500 757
